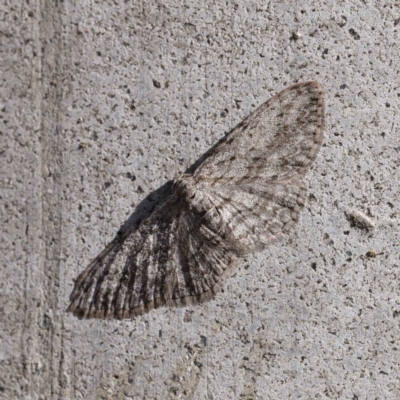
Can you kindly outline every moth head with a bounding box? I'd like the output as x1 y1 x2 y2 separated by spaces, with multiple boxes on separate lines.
172 174 196 199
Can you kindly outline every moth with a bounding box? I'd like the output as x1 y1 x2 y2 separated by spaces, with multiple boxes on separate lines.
69 81 326 319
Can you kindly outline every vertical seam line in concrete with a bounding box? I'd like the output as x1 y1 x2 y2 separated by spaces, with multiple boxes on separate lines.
39 0 65 397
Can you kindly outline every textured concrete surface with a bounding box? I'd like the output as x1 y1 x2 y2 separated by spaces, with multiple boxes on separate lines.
1 0 400 399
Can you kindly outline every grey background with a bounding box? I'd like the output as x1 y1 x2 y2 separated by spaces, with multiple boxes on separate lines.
2 0 400 399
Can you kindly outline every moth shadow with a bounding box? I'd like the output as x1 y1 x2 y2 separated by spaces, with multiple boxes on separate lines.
117 180 173 235
117 133 232 236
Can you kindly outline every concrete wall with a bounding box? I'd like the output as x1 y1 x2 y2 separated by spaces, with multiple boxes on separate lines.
2 0 400 398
